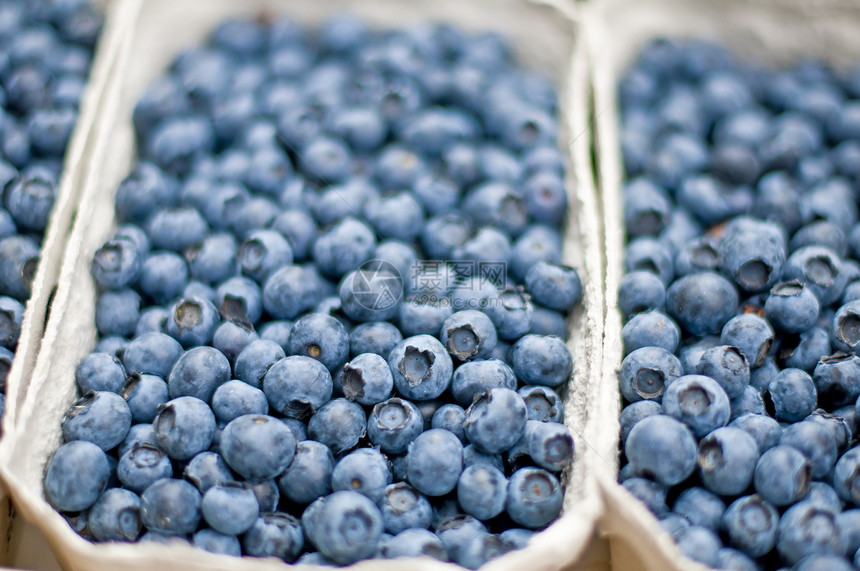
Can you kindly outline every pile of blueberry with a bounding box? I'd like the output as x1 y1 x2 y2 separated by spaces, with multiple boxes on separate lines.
42 15 582 568
0 0 101 431
617 38 860 571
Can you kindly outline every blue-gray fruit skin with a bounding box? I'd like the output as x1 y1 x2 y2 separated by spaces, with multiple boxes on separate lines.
220 414 296 480
277 440 333 506
666 272 739 336
378 482 432 534
779 419 838 479
153 396 215 461
676 526 721 568
288 312 349 370
210 380 267 424
348 321 402 358
519 385 564 423
765 281 820 333
303 491 383 564
87 488 142 542
380 528 447 561
238 229 293 283
183 451 232 493
122 373 168 423
62 391 132 451
509 334 572 388
697 426 759 496
621 310 681 355
75 352 126 394
622 478 667 516
625 415 697 486
242 513 303 561
729 413 783 454
753 445 811 507
90 238 141 291
366 398 424 454
340 352 393 406
117 444 172 494
201 483 259 535
167 345 229 402
437 515 488 563
95 288 140 337
139 478 201 535
661 375 730 437
768 368 817 422
525 261 582 311
431 404 466 443
331 448 391 504
451 359 516 406
122 332 183 379
721 495 779 558
307 398 366 456
523 419 574 472
165 297 219 348
263 355 332 419
619 400 662 443
618 271 666 317
406 428 463 497
672 487 724 531
388 334 453 401
777 501 845 565
234 339 285 389
813 352 860 408
619 346 683 403
193 529 240 556
506 467 563 529
216 276 263 324
457 464 508 521
45 441 111 512
695 345 749 399
834 448 860 505
441 310 498 362
464 388 527 454
720 313 774 368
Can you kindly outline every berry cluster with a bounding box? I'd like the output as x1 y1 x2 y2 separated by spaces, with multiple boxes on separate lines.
618 39 860 570
0 0 101 430
43 15 582 568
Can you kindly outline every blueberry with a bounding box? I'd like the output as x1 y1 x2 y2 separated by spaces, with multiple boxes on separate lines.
116 444 172 494
263 355 332 419
622 310 682 356
675 525 722 568
138 251 189 305
380 528 447 561
619 346 683 403
334 352 393 406
717 218 786 292
201 482 259 536
754 445 811 506
153 396 215 461
192 529 241 556
303 491 383 564
698 426 759 496
387 334 452 401
308 398 366 456
695 345 750 399
666 272 739 336
509 334 572 389
780 419 838 479
122 374 168 424
618 271 667 317
661 374 730 437
814 352 860 408
619 401 663 444
243 513 304 561
121 332 183 378
834 448 860 505
283 313 347 371
4 167 55 232
625 415 697 485
62 391 132 451
522 419 574 472
216 276 264 325
118 424 157 459
210 380 268 424
87 488 141 542
673 487 725 531
90 237 141 291
777 501 844 565
505 467 562 529
75 352 126 394
622 477 668 516
211 321 258 366
721 494 779 558
220 414 296 480
277 440 334 505
406 428 464 496
166 346 229 402
330 448 391 505
140 478 202 535
45 441 111 512
366 397 424 454
765 280 821 334
782 246 848 306
464 388 527 454
833 300 860 353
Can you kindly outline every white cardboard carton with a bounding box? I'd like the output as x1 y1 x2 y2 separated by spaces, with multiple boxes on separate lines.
0 0 128 564
0 0 608 569
586 0 860 569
